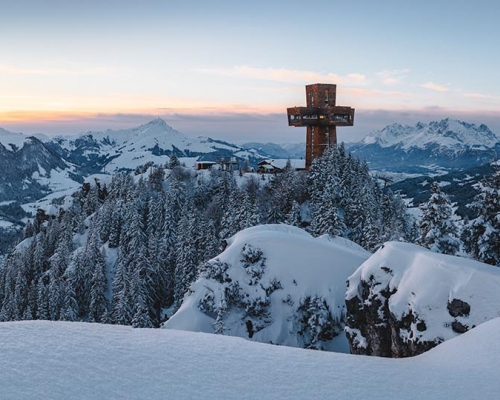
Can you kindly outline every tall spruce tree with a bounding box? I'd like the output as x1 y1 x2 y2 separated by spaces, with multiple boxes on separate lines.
463 169 500 265
417 182 461 255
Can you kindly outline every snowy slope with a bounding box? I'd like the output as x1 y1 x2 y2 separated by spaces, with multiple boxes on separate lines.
1 319 500 400
0 130 83 202
346 241 500 357
0 128 50 150
165 224 370 351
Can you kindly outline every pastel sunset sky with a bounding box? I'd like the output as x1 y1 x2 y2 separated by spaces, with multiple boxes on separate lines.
1 0 499 143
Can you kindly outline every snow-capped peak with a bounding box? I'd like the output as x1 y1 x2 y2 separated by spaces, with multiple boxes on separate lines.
130 118 182 137
95 118 189 146
361 118 500 150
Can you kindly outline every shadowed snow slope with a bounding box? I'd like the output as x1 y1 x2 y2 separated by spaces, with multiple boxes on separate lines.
346 241 500 357
0 319 499 399
165 224 370 351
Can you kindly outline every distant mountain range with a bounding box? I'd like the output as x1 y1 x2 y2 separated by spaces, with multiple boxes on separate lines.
348 118 500 174
0 119 300 251
0 119 307 203
240 142 305 159
46 118 254 174
0 116 499 252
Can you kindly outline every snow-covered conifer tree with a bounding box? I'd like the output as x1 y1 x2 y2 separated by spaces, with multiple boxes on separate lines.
463 169 500 265
88 248 109 323
417 182 461 255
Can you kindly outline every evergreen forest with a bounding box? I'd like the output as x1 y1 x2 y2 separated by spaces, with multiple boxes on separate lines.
0 145 499 328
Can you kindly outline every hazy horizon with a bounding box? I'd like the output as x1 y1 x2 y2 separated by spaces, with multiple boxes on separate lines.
2 108 500 145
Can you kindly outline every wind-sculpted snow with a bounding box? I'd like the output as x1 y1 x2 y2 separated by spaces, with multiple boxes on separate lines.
346 241 500 357
165 224 370 351
1 319 500 399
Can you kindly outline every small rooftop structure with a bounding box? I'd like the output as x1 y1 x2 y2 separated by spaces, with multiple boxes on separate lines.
257 159 306 174
195 155 238 171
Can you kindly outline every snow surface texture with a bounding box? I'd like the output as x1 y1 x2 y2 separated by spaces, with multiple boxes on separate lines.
165 225 370 351
1 319 500 400
346 241 500 356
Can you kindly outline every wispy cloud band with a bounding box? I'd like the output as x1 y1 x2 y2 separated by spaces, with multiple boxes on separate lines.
195 65 366 85
422 82 449 92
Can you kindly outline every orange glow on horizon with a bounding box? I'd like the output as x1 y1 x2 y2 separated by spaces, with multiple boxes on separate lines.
0 104 290 125
2 104 499 126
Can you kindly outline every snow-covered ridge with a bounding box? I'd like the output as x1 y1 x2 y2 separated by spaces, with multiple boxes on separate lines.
78 118 191 150
361 118 499 150
0 128 49 151
47 118 258 173
55 118 238 154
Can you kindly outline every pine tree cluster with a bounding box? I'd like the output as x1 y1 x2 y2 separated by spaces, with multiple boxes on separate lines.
0 148 413 327
413 167 500 265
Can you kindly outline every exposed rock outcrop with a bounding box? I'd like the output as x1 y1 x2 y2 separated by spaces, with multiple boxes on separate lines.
345 242 500 357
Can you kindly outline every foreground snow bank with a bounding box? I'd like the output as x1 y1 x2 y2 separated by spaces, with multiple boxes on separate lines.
346 241 500 357
1 319 500 399
165 224 370 351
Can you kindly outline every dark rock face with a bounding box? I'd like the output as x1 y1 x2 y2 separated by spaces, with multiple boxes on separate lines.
346 279 476 357
345 272 440 358
447 299 471 317
345 278 394 357
447 299 472 334
345 241 500 359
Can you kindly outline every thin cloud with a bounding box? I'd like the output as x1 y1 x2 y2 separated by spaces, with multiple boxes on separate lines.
463 92 500 101
376 69 410 85
422 82 449 92
196 65 365 85
464 93 488 99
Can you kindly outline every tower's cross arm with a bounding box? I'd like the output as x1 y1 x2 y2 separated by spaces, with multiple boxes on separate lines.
286 83 355 169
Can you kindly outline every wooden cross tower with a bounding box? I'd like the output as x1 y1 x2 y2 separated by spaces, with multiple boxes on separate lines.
287 83 355 169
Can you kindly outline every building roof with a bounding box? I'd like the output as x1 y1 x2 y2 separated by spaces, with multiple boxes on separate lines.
258 159 306 170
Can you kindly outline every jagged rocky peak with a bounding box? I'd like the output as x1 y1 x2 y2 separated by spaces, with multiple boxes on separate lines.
362 118 499 149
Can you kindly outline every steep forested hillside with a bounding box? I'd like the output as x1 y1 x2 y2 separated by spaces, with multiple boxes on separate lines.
0 146 411 330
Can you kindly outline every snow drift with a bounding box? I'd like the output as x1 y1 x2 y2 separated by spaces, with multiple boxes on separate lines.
165 224 370 351
346 241 500 357
1 318 500 399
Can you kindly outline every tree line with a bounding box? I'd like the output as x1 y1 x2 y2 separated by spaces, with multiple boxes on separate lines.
1 146 497 328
